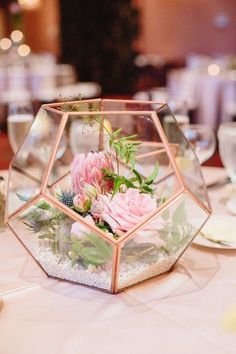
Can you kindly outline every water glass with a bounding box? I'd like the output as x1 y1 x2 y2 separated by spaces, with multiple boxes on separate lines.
7 101 34 154
218 122 236 213
182 124 216 164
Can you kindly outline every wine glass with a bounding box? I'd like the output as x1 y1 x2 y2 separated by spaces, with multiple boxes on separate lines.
182 124 216 164
218 122 236 214
7 101 34 155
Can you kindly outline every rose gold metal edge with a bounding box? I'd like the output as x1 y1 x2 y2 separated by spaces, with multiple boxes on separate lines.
111 246 119 294
139 142 165 147
42 98 102 108
112 245 121 294
41 106 64 115
136 141 179 150
67 110 159 115
184 189 212 215
5 194 41 223
41 113 69 194
99 99 105 151
117 189 185 245
43 193 117 246
151 112 186 190
5 221 49 277
136 148 167 159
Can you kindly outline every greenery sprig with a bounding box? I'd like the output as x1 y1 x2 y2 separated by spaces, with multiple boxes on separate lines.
103 164 159 196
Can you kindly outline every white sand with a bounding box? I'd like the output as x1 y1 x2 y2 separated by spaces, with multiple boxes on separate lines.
36 249 176 292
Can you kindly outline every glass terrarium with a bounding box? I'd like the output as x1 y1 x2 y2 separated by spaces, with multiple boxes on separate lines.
5 99 212 293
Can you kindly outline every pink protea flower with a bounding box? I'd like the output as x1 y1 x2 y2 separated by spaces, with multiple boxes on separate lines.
91 189 165 247
71 151 114 195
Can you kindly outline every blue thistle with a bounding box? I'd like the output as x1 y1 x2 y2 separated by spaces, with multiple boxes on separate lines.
57 190 76 208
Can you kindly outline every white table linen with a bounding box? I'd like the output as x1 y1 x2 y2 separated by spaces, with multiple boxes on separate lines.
168 69 236 129
0 167 236 354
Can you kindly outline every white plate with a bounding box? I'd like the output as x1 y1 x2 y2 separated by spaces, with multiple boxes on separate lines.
193 215 236 249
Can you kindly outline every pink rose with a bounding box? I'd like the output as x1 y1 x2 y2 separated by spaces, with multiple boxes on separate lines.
71 151 114 195
91 189 165 247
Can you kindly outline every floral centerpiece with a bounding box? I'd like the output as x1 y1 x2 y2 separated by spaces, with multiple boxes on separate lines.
5 99 211 293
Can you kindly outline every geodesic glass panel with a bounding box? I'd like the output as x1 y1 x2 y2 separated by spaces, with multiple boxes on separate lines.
6 167 40 216
8 199 114 292
6 99 211 293
12 108 65 178
118 193 209 291
156 104 210 209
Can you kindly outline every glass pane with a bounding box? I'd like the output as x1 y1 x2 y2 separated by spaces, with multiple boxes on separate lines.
8 200 114 291
118 193 209 290
7 168 40 216
156 104 210 209
11 108 65 182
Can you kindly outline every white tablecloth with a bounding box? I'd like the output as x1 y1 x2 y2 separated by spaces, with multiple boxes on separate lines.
0 167 236 354
168 69 236 130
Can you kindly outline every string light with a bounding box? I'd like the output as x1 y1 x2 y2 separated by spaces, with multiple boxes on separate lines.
10 30 24 43
18 44 31 57
0 38 12 51
18 0 41 10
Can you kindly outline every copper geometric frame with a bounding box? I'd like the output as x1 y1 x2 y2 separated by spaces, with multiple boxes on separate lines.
5 99 212 293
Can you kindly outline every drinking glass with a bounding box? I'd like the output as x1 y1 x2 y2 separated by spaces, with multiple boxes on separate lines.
7 101 34 154
182 124 216 164
168 100 190 128
218 122 236 213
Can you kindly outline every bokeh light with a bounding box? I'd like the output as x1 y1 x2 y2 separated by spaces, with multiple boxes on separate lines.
207 64 220 76
18 0 41 10
11 30 24 43
18 44 31 57
0 38 12 51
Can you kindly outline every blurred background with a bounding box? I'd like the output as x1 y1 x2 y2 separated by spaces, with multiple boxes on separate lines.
0 0 236 168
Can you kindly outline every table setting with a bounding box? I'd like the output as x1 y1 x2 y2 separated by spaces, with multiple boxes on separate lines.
0 98 236 354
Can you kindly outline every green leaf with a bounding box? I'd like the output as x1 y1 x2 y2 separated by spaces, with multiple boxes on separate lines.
36 200 51 210
132 169 142 184
112 128 122 138
122 134 138 140
79 247 109 266
172 201 187 225
129 154 136 170
144 164 159 185
112 176 123 196
86 233 112 258
140 183 153 193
